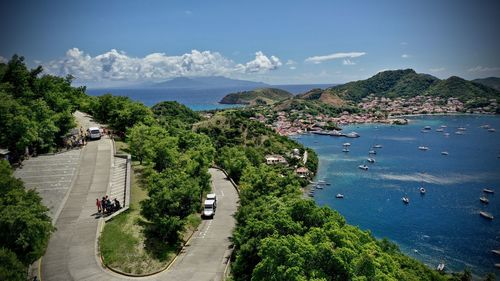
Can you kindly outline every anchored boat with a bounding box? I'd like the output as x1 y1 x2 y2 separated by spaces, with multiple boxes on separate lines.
480 197 489 204
483 188 494 194
358 165 368 170
480 211 494 220
335 194 344 199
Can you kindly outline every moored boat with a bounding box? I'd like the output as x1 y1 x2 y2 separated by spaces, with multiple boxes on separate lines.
373 144 383 148
368 150 376 154
455 131 464 135
488 128 496 132
492 249 500 256
418 146 429 151
444 133 450 136
441 151 449 155
343 142 351 146
345 132 360 138
480 197 489 204
367 158 375 163
402 196 410 204
336 193 344 199
420 187 426 194
483 188 494 194
423 126 432 130
480 211 494 220
437 263 445 271
342 148 350 152
358 165 368 170
436 128 444 132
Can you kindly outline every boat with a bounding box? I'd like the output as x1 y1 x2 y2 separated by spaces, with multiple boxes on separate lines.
342 148 350 152
444 133 450 136
343 142 351 146
480 211 494 220
441 151 449 155
367 158 375 163
423 126 431 130
358 165 368 170
492 249 500 256
368 150 376 155
345 132 360 138
418 146 429 151
458 127 466 131
373 144 383 149
480 197 489 204
436 263 445 271
436 128 444 132
480 124 490 129
483 188 495 194
315 184 323 190
440 125 447 128
455 131 464 135
317 180 329 185
402 196 410 204
488 128 496 132
420 187 426 194
335 193 344 199
421 129 429 133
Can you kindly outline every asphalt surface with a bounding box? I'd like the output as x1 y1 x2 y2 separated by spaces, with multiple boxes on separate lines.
38 115 238 281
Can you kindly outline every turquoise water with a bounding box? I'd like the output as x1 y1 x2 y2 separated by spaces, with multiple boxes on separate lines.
293 115 500 276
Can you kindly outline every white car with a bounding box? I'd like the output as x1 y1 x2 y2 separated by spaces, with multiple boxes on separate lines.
88 127 101 140
202 199 216 219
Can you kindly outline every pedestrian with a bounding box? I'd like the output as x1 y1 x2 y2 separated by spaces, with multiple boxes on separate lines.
106 197 112 212
102 196 107 213
114 198 121 210
96 198 101 213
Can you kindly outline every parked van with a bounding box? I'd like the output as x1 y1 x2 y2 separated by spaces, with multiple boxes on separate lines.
202 199 216 219
206 193 217 208
88 127 101 140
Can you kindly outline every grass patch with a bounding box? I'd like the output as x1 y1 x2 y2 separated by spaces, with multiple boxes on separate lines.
113 140 130 154
99 164 201 275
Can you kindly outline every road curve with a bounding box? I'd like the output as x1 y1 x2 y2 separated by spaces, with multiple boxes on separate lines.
40 132 238 280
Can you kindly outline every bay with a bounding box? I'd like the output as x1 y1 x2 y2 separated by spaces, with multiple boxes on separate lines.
292 115 500 276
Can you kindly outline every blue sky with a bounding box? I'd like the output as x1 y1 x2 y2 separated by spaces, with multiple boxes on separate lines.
1 0 499 86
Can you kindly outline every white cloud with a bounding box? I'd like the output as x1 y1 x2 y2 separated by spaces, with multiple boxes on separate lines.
342 59 355 65
285 59 296 65
289 66 297 70
429 67 445 73
305 52 366 64
235 51 282 73
0 56 7 63
468 65 500 72
401 54 410 59
44 48 281 83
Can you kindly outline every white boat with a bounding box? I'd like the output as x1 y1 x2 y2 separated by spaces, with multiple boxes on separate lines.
418 146 429 151
480 211 494 220
373 144 383 149
420 187 426 194
368 150 377 154
437 263 445 271
441 151 449 155
458 127 466 131
343 142 351 146
315 184 323 189
342 148 350 152
358 165 368 170
455 131 464 135
402 196 410 204
480 197 489 204
436 128 444 132
423 126 432 130
440 125 447 128
421 129 429 133
345 132 360 138
483 188 494 194
336 194 344 199
444 133 450 136
367 158 375 163
488 128 496 132
480 124 490 129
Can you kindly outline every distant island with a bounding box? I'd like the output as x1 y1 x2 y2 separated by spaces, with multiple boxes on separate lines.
150 76 268 89
219 88 293 105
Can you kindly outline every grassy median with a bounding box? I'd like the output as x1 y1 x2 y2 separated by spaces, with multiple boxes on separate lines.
99 141 201 275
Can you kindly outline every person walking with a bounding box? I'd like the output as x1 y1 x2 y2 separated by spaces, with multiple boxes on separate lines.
96 198 101 213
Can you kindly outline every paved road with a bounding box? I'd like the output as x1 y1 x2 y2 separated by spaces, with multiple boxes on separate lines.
39 132 238 280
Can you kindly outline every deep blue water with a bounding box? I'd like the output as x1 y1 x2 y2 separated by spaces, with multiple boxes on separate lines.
293 115 500 277
86 84 332 110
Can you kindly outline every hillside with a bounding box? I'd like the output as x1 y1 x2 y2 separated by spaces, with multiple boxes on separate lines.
473 77 500 91
220 88 293 105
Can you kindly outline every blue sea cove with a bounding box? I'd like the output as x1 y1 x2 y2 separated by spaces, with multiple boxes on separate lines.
292 115 500 276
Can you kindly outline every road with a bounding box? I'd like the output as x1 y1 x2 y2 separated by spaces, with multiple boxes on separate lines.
39 113 238 281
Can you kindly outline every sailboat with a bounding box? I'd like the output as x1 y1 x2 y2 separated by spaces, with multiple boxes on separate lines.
402 195 410 204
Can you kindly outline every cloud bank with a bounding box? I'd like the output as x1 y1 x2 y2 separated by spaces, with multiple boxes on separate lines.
305 52 366 64
44 48 282 83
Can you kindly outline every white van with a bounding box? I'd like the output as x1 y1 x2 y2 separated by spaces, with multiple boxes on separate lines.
88 127 101 140
202 199 216 219
206 193 217 208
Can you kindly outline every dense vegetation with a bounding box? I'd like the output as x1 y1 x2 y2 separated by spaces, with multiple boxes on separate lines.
220 88 293 105
0 160 54 281
473 77 500 91
0 55 89 160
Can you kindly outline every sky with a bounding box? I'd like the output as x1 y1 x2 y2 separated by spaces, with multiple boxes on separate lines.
1 0 499 87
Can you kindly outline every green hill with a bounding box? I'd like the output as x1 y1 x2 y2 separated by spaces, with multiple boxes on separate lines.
473 77 500 91
219 88 293 105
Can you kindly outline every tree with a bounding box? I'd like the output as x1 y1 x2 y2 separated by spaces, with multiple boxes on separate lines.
0 247 26 281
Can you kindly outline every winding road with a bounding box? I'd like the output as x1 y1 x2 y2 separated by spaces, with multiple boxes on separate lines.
39 113 238 281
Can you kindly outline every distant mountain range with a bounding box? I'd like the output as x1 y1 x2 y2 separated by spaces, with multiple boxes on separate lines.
473 77 500 91
151 76 269 89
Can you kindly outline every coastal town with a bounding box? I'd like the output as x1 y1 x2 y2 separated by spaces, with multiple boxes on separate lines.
249 95 498 136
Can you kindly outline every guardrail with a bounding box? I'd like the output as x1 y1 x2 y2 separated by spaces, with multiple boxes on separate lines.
104 153 131 222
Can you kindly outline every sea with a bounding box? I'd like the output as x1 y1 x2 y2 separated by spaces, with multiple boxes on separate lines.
86 84 334 110
291 115 500 277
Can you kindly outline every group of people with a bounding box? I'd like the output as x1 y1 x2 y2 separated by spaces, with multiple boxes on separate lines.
96 195 121 215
